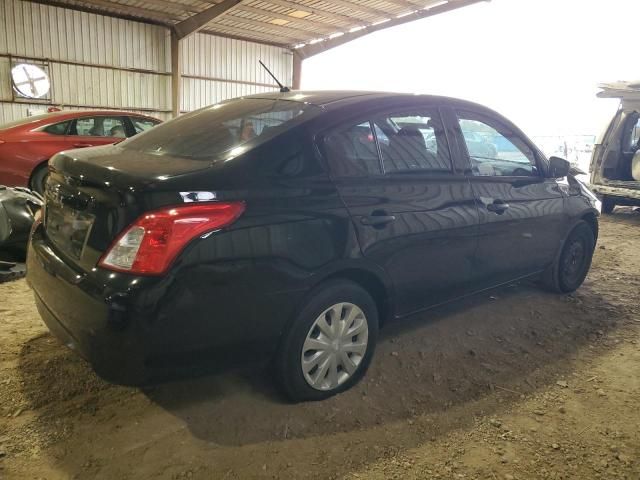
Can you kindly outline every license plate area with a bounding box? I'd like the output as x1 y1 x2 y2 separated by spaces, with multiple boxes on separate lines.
45 197 95 260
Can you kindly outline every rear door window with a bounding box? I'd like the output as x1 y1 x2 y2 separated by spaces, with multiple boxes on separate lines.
71 116 127 138
42 120 70 135
130 117 160 135
373 111 451 173
323 121 382 177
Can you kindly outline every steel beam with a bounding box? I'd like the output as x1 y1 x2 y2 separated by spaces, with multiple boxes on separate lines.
171 31 181 117
292 51 303 89
296 0 488 58
173 0 243 40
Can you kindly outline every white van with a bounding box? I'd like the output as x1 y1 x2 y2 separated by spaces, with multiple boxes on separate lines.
590 81 640 212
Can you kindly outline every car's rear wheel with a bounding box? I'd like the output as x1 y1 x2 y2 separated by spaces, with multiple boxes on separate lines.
275 280 378 402
601 195 616 214
29 164 49 194
542 221 595 293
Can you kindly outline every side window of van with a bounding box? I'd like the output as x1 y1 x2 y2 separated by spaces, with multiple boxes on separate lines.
323 121 382 177
623 114 640 152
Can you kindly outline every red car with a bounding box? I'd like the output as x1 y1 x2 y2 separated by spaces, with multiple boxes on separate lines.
0 110 161 193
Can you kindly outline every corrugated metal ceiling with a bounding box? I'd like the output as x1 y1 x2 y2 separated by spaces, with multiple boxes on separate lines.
31 0 483 52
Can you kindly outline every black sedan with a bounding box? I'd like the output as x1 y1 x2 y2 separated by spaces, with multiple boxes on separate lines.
27 91 600 401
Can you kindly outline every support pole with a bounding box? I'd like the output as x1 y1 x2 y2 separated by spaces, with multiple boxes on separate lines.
292 52 302 90
171 30 181 118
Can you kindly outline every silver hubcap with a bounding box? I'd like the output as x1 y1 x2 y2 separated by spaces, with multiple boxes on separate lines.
301 302 369 391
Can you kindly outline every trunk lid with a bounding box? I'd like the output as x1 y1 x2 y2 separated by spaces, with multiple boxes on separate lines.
44 144 213 272
597 81 640 111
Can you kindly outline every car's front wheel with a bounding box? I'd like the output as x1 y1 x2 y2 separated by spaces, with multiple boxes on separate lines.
275 280 378 402
542 221 595 293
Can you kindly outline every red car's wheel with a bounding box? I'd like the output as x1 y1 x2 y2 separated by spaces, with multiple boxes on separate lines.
29 164 48 194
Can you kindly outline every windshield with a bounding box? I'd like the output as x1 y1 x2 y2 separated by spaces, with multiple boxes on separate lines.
122 98 321 160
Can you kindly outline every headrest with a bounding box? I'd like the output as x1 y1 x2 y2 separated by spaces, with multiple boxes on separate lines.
397 126 423 137
392 127 426 150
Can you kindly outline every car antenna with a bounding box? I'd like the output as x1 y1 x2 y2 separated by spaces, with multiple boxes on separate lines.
259 60 290 93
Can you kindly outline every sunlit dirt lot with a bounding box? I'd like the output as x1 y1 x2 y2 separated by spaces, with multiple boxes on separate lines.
1 211 639 479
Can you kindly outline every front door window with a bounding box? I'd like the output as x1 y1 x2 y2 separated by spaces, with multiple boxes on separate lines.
373 112 452 174
457 112 538 177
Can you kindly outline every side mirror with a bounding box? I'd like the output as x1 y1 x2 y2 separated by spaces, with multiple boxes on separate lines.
548 156 570 178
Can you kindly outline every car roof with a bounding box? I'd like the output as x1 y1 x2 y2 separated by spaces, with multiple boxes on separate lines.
243 89 491 111
42 110 160 120
244 90 393 106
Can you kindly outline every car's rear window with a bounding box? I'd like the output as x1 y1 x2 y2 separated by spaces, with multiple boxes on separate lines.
121 98 321 160
0 113 60 131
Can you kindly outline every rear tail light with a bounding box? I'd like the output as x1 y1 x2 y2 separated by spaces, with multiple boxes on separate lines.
98 202 245 275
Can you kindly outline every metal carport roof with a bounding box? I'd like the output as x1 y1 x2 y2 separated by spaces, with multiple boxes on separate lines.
26 0 486 116
30 0 486 57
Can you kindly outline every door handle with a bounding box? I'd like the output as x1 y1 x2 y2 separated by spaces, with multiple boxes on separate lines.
360 213 396 227
72 143 93 148
486 200 510 214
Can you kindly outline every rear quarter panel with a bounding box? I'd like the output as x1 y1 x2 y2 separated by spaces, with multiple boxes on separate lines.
135 128 380 361
0 131 69 186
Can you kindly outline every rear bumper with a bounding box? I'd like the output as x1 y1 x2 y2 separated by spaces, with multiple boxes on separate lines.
32 288 147 383
26 224 306 384
27 230 147 384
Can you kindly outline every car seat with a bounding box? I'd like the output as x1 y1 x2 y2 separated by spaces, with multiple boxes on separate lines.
385 127 442 171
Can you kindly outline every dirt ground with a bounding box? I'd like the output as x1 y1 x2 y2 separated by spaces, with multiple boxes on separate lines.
1 211 639 480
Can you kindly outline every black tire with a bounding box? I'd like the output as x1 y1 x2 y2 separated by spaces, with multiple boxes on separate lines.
542 221 595 293
275 280 379 402
601 196 616 214
29 164 49 195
